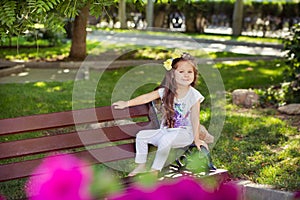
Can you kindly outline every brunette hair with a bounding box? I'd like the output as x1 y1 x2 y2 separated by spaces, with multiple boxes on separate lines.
159 52 198 128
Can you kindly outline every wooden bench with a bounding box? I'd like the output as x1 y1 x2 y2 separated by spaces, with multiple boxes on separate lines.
0 103 228 184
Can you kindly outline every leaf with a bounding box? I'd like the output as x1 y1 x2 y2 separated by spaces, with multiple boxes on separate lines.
0 0 17 26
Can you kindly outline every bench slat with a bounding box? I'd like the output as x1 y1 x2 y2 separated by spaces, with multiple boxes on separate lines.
0 143 135 182
0 105 151 136
0 122 151 160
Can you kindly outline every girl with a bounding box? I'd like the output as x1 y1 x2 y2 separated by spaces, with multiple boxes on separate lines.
113 52 213 176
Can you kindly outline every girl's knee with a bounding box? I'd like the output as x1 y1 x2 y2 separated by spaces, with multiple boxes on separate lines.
158 136 172 147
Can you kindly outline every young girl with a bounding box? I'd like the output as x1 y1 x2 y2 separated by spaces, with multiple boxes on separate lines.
113 52 213 176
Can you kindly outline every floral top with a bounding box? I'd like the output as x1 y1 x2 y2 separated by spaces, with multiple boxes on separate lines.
158 87 204 128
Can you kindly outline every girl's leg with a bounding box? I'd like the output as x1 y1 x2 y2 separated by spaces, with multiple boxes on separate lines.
129 129 161 176
128 163 147 177
134 134 149 164
134 129 161 164
151 129 193 171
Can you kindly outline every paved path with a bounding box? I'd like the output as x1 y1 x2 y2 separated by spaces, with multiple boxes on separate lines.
87 30 284 57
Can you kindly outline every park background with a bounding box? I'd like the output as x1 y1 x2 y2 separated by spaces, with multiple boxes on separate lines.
0 0 299 199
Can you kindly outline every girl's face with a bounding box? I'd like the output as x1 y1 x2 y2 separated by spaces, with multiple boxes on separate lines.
174 61 195 87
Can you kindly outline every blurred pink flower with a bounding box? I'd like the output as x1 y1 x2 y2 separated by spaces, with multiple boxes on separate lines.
109 176 241 200
0 195 6 200
294 191 300 199
26 154 92 200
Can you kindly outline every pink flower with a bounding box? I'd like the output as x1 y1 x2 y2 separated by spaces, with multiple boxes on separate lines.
294 191 300 199
214 181 241 200
26 154 92 200
152 177 210 200
109 176 241 200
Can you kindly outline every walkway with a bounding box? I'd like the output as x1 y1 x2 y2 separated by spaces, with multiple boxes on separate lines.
87 30 284 57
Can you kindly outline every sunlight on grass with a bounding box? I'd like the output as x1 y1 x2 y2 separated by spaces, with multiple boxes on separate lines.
214 60 288 91
213 105 299 191
258 68 282 76
34 81 47 87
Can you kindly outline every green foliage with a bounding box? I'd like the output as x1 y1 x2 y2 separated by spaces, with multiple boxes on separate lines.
0 0 17 41
258 23 300 106
283 23 300 103
27 0 60 14
0 0 16 27
255 82 291 107
0 0 114 45
0 0 66 44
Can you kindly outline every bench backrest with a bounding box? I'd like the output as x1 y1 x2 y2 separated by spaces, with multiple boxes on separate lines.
0 103 159 182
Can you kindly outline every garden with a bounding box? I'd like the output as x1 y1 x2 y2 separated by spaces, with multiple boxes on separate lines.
0 27 299 199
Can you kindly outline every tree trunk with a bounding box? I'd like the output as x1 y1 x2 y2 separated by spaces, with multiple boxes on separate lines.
154 11 166 28
146 0 154 28
232 0 244 36
119 0 126 29
69 4 90 60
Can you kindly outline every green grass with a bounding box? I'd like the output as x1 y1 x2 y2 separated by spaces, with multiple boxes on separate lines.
212 105 299 191
0 59 288 118
214 59 288 91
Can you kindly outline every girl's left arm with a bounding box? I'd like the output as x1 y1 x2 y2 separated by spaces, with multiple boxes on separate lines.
190 100 208 150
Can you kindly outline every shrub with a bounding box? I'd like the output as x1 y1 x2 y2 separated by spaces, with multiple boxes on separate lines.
257 23 300 107
282 23 300 103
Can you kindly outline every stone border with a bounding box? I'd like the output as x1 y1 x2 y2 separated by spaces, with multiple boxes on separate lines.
237 180 295 200
0 64 25 77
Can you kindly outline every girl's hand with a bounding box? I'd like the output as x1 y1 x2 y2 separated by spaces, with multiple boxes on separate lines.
204 133 214 144
112 101 128 109
194 139 209 151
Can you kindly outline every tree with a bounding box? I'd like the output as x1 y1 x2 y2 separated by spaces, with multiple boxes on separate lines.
69 3 90 60
0 0 113 60
232 0 244 36
119 0 127 29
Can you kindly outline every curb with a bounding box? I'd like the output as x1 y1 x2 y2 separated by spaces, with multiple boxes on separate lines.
0 64 25 78
237 180 295 200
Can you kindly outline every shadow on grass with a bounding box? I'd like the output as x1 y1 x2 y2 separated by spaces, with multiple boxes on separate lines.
212 106 299 191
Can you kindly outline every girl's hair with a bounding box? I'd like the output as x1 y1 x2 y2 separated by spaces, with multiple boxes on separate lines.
159 52 198 128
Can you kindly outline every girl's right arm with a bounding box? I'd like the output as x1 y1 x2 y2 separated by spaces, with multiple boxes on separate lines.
112 90 160 109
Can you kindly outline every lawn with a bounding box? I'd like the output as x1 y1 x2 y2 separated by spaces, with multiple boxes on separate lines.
0 58 299 193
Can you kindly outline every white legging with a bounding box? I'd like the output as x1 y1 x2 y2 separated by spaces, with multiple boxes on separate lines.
134 127 194 171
